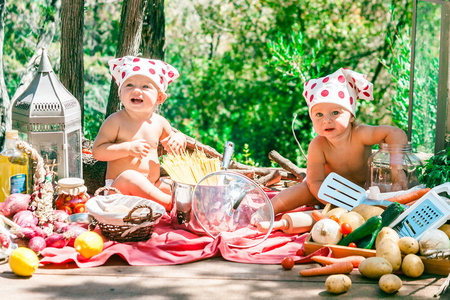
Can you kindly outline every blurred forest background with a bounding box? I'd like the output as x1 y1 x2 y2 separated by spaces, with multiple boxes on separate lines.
1 0 415 167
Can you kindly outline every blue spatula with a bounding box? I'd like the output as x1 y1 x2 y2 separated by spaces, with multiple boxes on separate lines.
318 172 406 211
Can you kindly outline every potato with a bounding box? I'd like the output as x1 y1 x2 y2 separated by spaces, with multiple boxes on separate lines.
338 212 365 231
377 238 402 272
325 207 348 219
379 274 402 294
325 274 352 294
438 224 450 240
351 204 384 221
375 227 400 249
398 237 419 255
358 257 393 279
401 254 424 278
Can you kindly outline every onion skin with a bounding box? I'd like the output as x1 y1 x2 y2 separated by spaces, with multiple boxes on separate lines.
12 210 38 227
53 210 70 223
0 194 31 217
45 234 69 248
28 236 47 254
63 225 88 247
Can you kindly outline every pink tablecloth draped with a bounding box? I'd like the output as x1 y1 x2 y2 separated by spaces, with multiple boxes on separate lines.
40 198 332 268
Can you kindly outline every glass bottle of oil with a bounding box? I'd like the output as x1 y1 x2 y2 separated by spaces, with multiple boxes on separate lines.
0 130 29 202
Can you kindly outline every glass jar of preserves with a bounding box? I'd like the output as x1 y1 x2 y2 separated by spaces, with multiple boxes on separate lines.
55 178 89 214
366 143 423 192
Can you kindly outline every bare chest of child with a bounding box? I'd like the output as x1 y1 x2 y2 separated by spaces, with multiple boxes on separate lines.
106 117 163 184
323 142 373 187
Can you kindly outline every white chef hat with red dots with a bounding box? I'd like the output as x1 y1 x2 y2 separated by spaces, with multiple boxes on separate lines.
108 56 180 97
303 68 373 116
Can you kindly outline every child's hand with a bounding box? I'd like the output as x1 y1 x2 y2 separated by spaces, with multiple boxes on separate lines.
161 132 186 154
128 139 151 159
391 169 408 191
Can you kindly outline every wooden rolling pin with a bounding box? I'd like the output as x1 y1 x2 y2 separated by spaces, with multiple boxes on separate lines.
256 204 332 234
257 210 316 234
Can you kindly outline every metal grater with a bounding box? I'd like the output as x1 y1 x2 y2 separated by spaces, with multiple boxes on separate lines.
389 182 450 240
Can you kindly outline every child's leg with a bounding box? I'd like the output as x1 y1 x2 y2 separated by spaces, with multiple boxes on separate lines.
111 170 172 211
270 180 321 215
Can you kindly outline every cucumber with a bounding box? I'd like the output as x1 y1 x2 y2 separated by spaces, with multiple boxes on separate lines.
337 215 382 246
356 202 405 249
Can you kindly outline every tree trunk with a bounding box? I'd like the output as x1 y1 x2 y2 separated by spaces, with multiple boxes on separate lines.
106 0 148 118
60 0 85 124
142 0 165 60
0 0 9 145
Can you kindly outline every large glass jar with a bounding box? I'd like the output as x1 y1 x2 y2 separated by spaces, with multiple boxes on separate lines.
366 143 423 192
55 178 89 215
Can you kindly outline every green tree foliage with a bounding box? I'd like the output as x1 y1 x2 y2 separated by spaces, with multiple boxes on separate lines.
3 0 415 166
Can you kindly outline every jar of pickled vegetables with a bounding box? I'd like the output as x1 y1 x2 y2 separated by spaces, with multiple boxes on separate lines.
366 143 423 192
55 178 89 215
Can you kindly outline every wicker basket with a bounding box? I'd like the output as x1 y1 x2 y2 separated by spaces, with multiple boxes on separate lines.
85 187 165 242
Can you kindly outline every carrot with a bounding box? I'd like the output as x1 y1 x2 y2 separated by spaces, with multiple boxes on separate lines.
299 261 353 277
386 188 430 204
312 210 326 222
311 255 366 268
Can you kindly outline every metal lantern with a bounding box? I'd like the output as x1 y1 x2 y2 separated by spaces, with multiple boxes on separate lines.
11 48 83 181
409 0 450 154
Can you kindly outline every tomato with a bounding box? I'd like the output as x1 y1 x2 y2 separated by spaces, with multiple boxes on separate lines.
60 205 72 215
281 256 295 270
348 242 357 248
73 203 86 214
329 215 339 223
340 223 353 235
296 248 305 256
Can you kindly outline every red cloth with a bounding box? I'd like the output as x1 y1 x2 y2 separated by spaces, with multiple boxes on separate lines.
40 191 332 268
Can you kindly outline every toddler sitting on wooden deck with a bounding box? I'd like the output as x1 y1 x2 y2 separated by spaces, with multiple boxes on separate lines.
92 56 186 211
269 68 408 216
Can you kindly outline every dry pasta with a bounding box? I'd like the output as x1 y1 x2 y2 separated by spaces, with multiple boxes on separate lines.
161 150 221 185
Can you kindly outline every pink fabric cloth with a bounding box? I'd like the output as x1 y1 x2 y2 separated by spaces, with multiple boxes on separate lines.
40 200 332 268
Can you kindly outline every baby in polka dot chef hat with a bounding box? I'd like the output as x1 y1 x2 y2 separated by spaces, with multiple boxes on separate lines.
92 56 186 211
264 68 409 217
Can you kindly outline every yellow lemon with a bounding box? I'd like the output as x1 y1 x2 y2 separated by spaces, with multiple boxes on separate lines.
74 231 104 259
9 247 40 277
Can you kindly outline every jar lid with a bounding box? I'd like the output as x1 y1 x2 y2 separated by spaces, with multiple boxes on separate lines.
57 177 85 188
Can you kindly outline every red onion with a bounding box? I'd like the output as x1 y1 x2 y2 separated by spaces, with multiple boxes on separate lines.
28 236 47 254
54 221 69 233
53 210 70 222
63 225 87 247
0 193 31 217
12 210 38 227
45 234 69 248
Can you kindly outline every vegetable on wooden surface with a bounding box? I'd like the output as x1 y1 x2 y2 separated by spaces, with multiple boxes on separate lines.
311 255 366 268
376 238 402 272
385 188 430 204
398 237 419 255
379 274 402 294
418 229 450 255
401 254 424 278
325 274 352 294
299 261 353 277
351 204 384 221
358 257 393 279
311 210 326 222
375 227 400 249
338 212 365 232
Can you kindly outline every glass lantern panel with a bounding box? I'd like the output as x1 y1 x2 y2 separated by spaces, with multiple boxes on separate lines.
67 130 81 178
39 140 60 181
411 1 441 154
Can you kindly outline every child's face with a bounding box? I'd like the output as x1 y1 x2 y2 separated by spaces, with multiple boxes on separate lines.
310 103 355 138
120 75 165 113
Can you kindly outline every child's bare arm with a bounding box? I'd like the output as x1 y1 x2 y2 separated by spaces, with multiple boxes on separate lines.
305 139 328 205
159 116 186 154
92 115 151 161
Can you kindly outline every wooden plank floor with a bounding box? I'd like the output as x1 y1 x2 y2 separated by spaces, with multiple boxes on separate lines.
0 255 448 299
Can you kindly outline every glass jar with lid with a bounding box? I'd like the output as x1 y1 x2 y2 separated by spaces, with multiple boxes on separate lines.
55 178 89 214
366 143 423 192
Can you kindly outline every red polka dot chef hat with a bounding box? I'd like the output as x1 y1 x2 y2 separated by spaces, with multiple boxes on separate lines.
108 56 180 98
303 68 373 116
